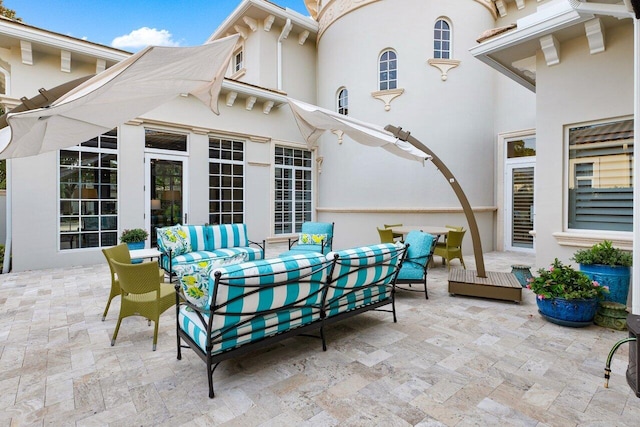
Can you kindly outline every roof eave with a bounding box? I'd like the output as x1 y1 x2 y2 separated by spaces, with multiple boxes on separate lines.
470 0 596 92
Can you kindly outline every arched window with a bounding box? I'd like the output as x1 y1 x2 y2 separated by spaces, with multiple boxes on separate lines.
378 49 397 91
434 19 451 59
337 88 348 115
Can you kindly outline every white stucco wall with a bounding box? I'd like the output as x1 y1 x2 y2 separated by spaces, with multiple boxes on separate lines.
313 0 504 252
534 22 634 268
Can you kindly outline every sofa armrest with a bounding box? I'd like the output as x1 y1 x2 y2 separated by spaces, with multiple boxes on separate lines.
249 239 266 259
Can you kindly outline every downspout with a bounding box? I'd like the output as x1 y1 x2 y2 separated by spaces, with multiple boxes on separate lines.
3 158 11 273
633 13 639 315
277 18 292 91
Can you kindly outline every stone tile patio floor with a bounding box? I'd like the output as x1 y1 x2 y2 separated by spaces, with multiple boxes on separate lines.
1 244 639 426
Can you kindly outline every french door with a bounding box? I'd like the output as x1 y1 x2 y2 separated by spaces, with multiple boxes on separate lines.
145 153 188 247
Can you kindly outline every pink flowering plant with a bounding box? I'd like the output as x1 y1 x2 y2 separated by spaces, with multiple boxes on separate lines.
527 258 609 300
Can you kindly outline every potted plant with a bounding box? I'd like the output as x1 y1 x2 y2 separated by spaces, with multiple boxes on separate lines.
572 240 632 306
120 228 149 251
527 258 609 327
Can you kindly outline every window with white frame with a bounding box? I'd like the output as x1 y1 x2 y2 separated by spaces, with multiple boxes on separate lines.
568 119 633 232
233 48 243 73
378 49 397 91
274 146 312 234
337 87 348 115
209 137 244 225
0 67 8 95
434 19 451 59
59 129 118 250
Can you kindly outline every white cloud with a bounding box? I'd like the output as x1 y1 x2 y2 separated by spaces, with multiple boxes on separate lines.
111 27 181 50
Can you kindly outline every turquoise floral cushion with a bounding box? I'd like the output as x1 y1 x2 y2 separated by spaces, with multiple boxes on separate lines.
298 233 327 246
157 225 192 256
174 253 248 308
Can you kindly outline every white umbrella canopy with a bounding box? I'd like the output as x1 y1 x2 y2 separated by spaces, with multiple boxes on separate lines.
0 34 240 159
286 97 431 164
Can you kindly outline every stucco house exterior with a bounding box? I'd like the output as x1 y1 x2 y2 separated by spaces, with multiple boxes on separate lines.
0 0 635 273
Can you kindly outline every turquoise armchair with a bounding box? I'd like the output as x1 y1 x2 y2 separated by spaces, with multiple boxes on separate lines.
280 222 335 256
395 231 437 299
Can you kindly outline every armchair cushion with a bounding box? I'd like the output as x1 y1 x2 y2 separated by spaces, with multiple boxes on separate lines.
157 225 191 256
397 231 435 280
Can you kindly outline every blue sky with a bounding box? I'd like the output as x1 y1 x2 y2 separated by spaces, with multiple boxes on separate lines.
5 0 309 51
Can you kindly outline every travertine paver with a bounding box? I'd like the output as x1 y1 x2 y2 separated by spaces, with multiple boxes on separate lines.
0 243 638 426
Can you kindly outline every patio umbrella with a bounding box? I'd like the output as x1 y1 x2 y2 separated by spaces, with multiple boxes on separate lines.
287 97 491 280
0 34 240 159
286 97 431 164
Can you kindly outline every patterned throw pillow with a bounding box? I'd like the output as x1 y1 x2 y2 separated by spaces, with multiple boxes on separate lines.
157 225 192 256
174 253 248 309
298 233 327 245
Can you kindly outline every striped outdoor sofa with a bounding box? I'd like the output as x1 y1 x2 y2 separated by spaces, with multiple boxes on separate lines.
157 224 265 278
174 242 408 398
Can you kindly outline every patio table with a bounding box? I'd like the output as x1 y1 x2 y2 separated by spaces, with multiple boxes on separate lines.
388 225 450 239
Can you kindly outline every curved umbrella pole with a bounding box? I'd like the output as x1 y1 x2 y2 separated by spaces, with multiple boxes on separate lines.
385 125 487 278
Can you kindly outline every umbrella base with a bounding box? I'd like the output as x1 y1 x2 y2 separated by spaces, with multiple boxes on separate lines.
448 269 522 303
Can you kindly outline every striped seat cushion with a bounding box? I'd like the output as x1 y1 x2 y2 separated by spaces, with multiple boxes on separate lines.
178 306 321 354
178 253 330 353
324 243 404 317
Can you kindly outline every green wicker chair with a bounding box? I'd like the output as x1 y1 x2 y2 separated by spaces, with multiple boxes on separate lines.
101 243 164 321
434 229 466 270
377 227 395 243
384 223 403 241
110 259 176 351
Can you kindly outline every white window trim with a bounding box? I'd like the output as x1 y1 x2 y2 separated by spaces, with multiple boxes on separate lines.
208 135 246 225
270 141 317 237
58 132 119 251
557 116 634 248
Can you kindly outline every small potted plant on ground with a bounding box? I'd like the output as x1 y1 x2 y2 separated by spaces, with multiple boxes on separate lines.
527 258 609 327
572 240 632 306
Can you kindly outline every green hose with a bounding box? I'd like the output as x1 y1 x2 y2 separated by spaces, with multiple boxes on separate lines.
604 337 636 388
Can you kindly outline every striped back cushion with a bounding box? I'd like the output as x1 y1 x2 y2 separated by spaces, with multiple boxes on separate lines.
207 253 331 346
205 224 249 251
324 243 406 316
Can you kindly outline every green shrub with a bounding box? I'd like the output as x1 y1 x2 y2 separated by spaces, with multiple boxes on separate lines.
120 228 149 243
572 240 632 267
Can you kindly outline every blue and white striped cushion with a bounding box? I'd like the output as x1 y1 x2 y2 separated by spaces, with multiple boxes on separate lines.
182 225 207 251
324 243 403 317
178 305 320 354
205 224 249 250
179 253 328 353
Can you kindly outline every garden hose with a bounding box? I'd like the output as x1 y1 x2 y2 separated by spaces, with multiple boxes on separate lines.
604 337 636 388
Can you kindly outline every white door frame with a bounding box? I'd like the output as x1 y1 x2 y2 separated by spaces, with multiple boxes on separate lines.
144 152 189 246
496 129 535 251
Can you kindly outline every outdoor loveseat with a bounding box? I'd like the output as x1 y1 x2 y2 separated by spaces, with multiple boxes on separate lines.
156 223 265 279
173 242 407 398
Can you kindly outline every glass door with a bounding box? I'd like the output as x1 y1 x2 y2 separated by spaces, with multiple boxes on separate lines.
145 154 187 247
506 163 535 251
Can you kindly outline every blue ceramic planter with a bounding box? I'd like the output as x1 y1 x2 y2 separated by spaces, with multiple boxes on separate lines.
126 241 145 264
579 264 630 306
536 297 598 327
